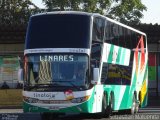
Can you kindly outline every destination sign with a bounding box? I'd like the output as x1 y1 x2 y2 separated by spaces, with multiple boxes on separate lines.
40 55 74 62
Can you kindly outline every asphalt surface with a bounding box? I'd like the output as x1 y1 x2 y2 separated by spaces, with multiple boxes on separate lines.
0 95 159 120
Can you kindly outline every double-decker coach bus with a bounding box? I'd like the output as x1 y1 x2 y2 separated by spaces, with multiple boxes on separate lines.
21 11 148 119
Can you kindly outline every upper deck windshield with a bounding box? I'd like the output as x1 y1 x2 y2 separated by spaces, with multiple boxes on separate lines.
24 54 89 91
25 14 91 49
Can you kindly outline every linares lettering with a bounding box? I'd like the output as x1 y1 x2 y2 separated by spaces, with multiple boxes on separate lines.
40 55 74 62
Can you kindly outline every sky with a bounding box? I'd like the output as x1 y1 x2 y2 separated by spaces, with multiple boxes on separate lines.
141 0 160 24
32 0 160 24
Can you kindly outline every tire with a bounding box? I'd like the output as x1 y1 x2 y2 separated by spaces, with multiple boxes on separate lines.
139 92 142 108
135 102 139 113
102 94 113 118
40 113 59 120
41 113 51 120
130 95 136 115
101 94 107 115
135 96 140 113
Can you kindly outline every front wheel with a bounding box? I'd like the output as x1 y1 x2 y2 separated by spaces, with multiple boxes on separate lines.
40 113 59 120
41 113 51 120
102 94 113 118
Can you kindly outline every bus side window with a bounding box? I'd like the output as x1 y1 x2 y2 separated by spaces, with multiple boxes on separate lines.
92 17 105 42
101 63 109 83
111 24 119 46
119 26 126 48
91 43 102 67
104 21 113 44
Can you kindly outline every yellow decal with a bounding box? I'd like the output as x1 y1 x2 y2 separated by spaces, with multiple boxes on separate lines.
140 80 147 104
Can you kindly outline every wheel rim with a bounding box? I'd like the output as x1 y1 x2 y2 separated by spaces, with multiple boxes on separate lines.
135 102 139 113
131 96 136 114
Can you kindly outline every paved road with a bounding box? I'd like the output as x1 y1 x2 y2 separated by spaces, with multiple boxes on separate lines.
0 106 160 120
0 95 159 120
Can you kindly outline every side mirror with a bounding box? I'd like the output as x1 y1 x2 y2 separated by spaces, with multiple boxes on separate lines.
91 68 99 84
18 68 23 81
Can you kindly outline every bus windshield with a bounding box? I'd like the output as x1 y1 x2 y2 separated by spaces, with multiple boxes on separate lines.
24 54 89 91
26 14 91 49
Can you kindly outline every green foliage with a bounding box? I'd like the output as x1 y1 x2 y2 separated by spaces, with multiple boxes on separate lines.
0 0 39 24
108 0 147 25
42 0 82 11
0 0 146 25
42 0 147 24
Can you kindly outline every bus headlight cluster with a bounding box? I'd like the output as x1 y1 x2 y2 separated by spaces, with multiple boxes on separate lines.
24 97 38 103
71 96 90 103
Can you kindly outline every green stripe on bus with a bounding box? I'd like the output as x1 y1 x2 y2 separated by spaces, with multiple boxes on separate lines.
120 48 126 65
116 47 122 63
120 86 132 109
108 45 114 63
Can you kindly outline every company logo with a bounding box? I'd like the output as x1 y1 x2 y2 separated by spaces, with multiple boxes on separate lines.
33 93 56 99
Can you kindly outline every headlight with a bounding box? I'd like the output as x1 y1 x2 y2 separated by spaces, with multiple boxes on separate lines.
23 96 38 103
71 96 90 103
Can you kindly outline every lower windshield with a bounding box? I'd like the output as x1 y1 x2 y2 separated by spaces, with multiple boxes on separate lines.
24 54 89 91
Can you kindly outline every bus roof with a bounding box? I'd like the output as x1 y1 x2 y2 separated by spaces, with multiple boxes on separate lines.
32 11 146 36
32 11 94 17
96 14 146 36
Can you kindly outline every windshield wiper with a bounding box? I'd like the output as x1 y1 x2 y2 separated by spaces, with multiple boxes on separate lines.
68 81 83 91
53 80 82 91
26 83 61 90
25 84 39 90
26 80 83 91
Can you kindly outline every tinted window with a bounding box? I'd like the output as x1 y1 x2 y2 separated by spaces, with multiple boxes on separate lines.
92 17 105 42
26 14 91 49
119 27 126 48
104 21 146 50
104 22 113 44
101 63 132 85
91 42 102 67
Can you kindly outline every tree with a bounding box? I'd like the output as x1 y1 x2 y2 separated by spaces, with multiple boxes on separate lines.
42 0 146 25
42 0 82 11
0 0 39 24
108 0 147 25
